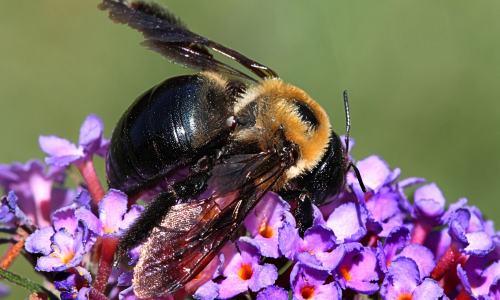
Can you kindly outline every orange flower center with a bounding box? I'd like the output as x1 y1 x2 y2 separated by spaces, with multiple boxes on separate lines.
238 264 253 281
50 246 75 265
398 293 413 300
103 226 118 234
300 248 314 255
340 266 353 281
259 221 275 238
300 285 315 299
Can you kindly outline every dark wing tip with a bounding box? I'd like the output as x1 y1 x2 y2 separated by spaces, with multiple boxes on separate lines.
131 1 189 30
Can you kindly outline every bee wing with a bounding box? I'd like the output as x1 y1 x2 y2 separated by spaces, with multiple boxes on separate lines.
133 153 285 299
99 0 278 81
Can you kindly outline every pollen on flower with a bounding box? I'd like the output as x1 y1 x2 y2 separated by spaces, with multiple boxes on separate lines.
397 293 413 300
103 226 117 234
300 285 315 299
300 248 314 255
238 263 253 281
51 246 75 265
340 266 353 281
259 224 275 238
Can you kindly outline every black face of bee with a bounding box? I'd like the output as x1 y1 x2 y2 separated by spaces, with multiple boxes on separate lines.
301 131 346 206
99 0 364 298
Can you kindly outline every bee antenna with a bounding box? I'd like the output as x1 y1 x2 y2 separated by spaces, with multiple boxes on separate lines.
343 90 351 153
343 90 367 193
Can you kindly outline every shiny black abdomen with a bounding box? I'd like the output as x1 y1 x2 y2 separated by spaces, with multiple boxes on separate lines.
106 74 233 197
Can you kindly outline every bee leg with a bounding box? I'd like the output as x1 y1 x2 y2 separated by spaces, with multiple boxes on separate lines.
293 193 313 238
114 170 212 266
276 191 314 238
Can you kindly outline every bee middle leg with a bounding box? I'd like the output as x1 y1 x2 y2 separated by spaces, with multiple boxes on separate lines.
115 161 214 265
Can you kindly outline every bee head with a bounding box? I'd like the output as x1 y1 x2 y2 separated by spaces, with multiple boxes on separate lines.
234 78 332 189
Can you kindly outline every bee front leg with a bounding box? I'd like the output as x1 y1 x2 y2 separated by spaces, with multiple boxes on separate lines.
277 191 314 238
293 193 313 238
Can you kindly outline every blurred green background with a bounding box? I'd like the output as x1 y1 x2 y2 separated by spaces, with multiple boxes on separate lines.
1 0 500 298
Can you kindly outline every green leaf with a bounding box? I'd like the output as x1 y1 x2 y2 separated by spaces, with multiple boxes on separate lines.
0 268 58 300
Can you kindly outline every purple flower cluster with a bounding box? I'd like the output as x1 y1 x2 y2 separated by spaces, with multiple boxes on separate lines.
0 115 499 300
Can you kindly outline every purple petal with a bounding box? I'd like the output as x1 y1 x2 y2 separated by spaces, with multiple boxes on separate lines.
463 231 494 255
448 208 471 249
37 256 66 272
75 190 92 207
312 204 326 226
457 264 473 297
412 183 446 226
397 244 435 279
193 280 219 300
127 244 141 265
349 155 390 192
441 198 467 224
316 243 346 270
118 286 136 300
252 234 280 259
237 237 262 267
312 282 343 300
383 226 410 265
336 245 381 294
279 221 300 260
398 177 426 189
25 226 55 255
46 229 81 271
291 263 330 295
98 189 128 234
53 207 78 235
248 263 278 292
366 187 400 223
303 225 336 254
412 278 443 300
243 193 287 258
244 192 287 237
95 137 110 158
414 182 445 205
326 202 367 243
380 257 420 299
296 251 324 270
75 207 104 236
118 272 133 286
76 287 90 300
0 283 10 298
0 164 18 182
379 214 406 237
424 229 451 261
39 135 84 166
385 167 401 185
475 262 500 295
120 204 144 231
488 276 500 300
79 115 105 153
218 277 249 299
256 286 288 300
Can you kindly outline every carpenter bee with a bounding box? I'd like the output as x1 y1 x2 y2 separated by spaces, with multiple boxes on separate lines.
99 0 366 298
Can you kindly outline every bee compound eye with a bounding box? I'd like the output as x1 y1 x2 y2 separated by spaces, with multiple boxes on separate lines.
290 148 299 162
293 100 319 128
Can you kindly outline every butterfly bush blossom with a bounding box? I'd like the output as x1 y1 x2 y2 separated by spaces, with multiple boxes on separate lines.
0 114 498 300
